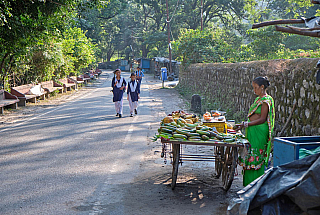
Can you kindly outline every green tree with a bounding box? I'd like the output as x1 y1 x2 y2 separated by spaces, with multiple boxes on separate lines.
77 0 127 61
176 0 251 30
62 27 96 75
174 28 235 65
246 26 285 59
0 0 73 88
0 0 107 89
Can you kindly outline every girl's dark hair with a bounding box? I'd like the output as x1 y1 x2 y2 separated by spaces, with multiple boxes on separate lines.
253 76 270 88
113 69 121 74
130 72 136 77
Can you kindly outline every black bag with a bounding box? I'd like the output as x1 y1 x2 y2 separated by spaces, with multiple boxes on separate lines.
316 69 320 85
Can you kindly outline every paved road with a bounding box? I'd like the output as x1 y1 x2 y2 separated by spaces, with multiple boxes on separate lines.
0 71 153 215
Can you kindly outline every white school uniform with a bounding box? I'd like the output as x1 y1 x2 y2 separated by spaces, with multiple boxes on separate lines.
128 94 138 114
112 76 126 115
115 99 123 115
127 80 140 114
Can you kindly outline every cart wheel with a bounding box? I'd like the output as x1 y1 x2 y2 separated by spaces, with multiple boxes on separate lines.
171 144 180 190
214 146 224 178
221 147 238 191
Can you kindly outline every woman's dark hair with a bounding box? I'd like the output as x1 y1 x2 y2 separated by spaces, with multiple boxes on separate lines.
253 76 270 88
130 72 136 77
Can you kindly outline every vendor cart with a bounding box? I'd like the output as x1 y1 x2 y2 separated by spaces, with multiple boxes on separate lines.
161 139 244 191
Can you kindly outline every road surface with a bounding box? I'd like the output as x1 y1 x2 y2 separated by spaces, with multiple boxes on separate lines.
0 70 242 215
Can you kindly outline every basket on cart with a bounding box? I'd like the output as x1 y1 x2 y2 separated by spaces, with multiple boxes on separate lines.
202 116 227 134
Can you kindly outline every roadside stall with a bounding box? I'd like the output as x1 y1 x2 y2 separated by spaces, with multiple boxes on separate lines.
153 57 180 79
153 110 249 191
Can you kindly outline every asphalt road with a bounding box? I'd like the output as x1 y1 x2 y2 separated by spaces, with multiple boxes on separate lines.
0 71 242 215
0 71 153 215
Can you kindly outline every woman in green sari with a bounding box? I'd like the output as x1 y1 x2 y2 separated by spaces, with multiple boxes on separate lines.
235 76 275 187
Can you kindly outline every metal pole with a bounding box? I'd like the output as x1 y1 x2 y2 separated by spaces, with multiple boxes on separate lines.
201 0 203 31
166 0 172 75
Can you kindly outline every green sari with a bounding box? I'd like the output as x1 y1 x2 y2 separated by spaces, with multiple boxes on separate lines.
239 95 275 187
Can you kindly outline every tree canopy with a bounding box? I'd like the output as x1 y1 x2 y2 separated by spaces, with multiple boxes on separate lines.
0 0 103 88
1 0 320 89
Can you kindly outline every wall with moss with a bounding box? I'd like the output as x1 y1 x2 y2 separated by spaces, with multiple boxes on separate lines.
178 58 320 137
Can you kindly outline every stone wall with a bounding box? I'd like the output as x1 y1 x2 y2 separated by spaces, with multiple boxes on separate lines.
178 58 320 137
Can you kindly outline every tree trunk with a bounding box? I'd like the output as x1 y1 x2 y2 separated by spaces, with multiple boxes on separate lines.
107 50 114 62
7 55 15 87
0 53 10 89
142 44 148 58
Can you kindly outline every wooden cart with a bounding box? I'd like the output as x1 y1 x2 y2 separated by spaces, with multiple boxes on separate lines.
161 139 244 191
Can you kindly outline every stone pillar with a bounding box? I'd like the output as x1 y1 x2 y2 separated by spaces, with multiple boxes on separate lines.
191 94 201 113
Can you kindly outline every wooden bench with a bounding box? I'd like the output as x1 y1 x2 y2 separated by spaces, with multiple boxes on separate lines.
11 84 46 106
79 74 91 84
88 70 98 79
55 78 76 93
69 76 85 89
95 68 102 76
0 90 19 114
41 80 64 98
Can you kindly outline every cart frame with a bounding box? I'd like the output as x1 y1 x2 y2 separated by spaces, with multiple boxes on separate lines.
161 139 244 191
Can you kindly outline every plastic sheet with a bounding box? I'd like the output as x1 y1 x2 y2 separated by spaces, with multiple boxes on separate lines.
228 153 320 215
299 146 320 159
302 16 320 28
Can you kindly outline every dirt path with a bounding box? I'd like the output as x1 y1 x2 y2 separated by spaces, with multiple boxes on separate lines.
133 75 244 214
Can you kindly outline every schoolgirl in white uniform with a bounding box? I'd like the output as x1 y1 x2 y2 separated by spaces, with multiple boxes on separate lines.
112 69 126 118
127 73 140 117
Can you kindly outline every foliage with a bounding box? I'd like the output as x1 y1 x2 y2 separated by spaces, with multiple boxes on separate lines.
246 26 285 59
15 38 64 84
174 28 235 65
75 0 254 60
0 0 102 89
174 22 320 65
176 0 251 30
2 0 320 90
62 27 96 75
77 0 127 61
9 27 96 86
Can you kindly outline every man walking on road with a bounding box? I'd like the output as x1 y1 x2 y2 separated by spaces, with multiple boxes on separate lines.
135 67 144 85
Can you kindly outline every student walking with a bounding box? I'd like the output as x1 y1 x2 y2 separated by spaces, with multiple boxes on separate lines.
112 69 126 118
135 67 144 85
127 73 140 117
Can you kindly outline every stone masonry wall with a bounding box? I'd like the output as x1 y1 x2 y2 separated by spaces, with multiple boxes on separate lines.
178 58 320 137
